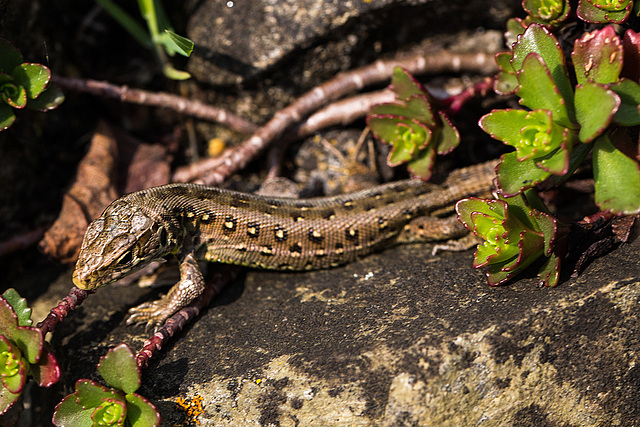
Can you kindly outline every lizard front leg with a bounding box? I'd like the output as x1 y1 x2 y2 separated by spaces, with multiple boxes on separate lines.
127 253 205 329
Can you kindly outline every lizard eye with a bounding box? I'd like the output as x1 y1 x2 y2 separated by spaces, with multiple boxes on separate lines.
117 250 133 266
159 227 168 247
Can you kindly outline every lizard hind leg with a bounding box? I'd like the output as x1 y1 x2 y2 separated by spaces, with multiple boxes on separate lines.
127 253 206 330
397 215 480 254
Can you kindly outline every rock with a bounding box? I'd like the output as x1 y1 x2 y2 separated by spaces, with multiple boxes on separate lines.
47 236 640 425
186 0 518 88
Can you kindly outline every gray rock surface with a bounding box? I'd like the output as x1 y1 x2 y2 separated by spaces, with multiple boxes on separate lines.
186 0 518 87
42 235 640 425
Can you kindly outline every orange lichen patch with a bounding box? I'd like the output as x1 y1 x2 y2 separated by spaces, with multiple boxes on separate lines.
175 394 205 426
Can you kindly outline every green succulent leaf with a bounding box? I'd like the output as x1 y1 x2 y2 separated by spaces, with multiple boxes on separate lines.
529 208 559 255
472 212 521 267
512 24 574 112
368 67 459 180
538 251 561 286
574 82 620 142
0 103 15 130
406 146 436 179
0 380 21 415
76 379 122 408
404 95 436 127
495 70 519 95
30 344 61 387
12 63 50 100
0 298 42 365
370 95 436 127
496 152 552 196
1 289 32 327
98 344 141 394
435 112 460 154
516 53 572 126
592 133 640 213
456 192 563 287
577 0 632 23
535 139 571 175
577 0 631 22
0 39 23 74
505 18 527 47
390 67 426 100
53 393 96 427
572 25 623 86
496 52 515 72
125 393 161 427
368 115 407 145
494 52 518 94
369 102 409 117
610 79 640 126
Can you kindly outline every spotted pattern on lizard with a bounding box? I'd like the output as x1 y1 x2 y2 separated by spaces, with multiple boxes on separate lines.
72 160 497 327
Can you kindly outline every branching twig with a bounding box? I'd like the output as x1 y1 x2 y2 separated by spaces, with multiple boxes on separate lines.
53 75 258 135
172 50 497 185
293 89 395 138
36 287 94 335
135 267 240 368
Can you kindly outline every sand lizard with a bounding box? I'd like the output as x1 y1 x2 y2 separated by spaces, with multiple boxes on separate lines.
72 160 497 327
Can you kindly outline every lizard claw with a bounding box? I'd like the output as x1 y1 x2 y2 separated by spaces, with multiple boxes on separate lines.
127 299 173 331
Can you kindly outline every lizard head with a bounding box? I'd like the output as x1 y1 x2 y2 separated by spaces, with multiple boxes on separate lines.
72 199 173 290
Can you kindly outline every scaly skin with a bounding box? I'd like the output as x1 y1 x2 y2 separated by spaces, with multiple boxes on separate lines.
72 160 497 327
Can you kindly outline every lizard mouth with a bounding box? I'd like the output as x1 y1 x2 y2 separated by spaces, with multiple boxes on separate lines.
72 263 128 290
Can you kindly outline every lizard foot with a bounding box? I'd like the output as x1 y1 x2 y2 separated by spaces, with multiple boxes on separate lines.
127 297 177 330
127 253 206 330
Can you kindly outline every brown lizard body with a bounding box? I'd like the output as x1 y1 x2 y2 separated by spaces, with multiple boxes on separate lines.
72 160 497 326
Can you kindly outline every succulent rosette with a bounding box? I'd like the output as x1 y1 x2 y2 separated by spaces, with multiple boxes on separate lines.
482 24 640 214
456 190 564 286
53 344 160 427
367 67 460 180
0 289 60 414
577 0 634 23
523 0 571 26
0 38 64 131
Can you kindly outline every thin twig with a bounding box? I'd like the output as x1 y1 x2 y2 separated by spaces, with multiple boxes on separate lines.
442 77 495 115
172 50 497 185
53 75 258 135
36 287 94 335
294 89 395 138
135 267 239 368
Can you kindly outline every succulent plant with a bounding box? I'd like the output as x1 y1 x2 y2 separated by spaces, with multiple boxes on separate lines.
0 289 60 415
367 67 460 180
576 0 636 23
53 344 160 427
456 190 564 286
0 39 64 131
481 24 640 214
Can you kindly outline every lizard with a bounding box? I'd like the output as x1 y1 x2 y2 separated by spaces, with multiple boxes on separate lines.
72 159 498 328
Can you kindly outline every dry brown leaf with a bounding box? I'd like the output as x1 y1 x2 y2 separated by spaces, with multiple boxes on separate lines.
39 120 173 263
39 120 119 263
